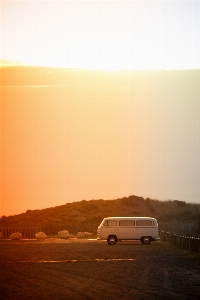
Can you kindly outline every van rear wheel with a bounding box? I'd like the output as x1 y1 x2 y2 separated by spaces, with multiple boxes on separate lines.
141 237 151 244
107 235 117 245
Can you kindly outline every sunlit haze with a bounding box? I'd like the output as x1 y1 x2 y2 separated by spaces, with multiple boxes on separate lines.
1 0 200 70
1 1 200 216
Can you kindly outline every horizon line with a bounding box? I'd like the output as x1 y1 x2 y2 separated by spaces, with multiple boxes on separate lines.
1 60 200 72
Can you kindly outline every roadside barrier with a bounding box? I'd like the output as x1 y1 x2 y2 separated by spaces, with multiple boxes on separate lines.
159 230 200 253
0 227 42 239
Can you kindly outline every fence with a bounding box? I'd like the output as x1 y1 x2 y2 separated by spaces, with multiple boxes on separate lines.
159 222 200 236
0 227 42 239
160 230 200 253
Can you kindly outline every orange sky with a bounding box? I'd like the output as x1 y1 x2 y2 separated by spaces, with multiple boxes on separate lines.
1 0 200 216
1 68 200 216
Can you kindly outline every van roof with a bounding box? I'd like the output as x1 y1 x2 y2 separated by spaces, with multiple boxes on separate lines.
104 217 155 220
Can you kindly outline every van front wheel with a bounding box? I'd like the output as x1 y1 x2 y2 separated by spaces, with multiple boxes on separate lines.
141 237 151 244
107 235 117 245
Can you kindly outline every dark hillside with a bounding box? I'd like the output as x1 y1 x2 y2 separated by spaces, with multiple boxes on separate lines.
0 196 200 236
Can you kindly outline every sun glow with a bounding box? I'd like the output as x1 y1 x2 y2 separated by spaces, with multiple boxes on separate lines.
1 1 200 71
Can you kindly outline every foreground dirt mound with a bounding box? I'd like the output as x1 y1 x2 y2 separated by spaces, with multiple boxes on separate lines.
0 239 199 299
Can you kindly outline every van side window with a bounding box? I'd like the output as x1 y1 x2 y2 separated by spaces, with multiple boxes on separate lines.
119 220 135 226
107 220 117 226
136 220 152 226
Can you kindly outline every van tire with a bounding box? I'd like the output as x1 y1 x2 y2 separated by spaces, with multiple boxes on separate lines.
141 236 151 244
107 235 117 245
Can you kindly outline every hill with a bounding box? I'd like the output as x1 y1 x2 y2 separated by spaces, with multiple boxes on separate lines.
0 196 200 236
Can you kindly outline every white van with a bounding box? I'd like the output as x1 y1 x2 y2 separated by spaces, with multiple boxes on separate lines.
97 217 160 245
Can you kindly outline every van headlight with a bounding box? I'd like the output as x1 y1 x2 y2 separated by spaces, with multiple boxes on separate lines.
97 230 101 239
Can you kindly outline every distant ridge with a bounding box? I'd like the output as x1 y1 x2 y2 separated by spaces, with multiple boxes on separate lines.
1 65 200 87
0 196 200 236
0 60 23 67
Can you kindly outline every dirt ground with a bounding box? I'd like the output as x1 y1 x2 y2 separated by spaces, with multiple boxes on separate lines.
0 238 200 300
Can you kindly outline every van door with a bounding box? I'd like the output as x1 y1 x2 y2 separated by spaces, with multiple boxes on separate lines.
101 219 119 239
118 220 137 239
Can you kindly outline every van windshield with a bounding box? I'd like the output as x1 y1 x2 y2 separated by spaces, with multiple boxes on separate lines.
101 220 117 226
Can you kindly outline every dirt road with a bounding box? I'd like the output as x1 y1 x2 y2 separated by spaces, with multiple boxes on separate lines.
0 239 199 300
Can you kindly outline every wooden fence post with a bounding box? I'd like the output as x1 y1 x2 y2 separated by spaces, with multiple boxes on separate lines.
160 230 200 254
